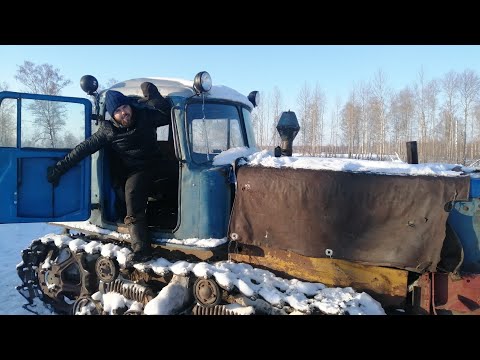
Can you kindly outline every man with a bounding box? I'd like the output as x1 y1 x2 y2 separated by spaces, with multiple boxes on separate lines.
47 89 171 262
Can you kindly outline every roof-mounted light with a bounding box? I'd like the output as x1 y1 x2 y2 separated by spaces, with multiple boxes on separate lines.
248 91 260 107
193 71 212 94
80 75 99 95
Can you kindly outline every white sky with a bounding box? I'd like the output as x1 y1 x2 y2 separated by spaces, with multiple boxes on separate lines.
1 150 474 315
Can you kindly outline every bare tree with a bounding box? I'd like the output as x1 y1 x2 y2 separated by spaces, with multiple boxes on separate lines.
440 71 460 162
310 83 326 155
297 82 311 155
390 86 415 160
425 79 440 161
341 89 361 158
269 86 283 148
371 69 390 158
328 96 342 156
252 90 270 149
15 61 71 95
357 81 372 157
15 61 72 147
473 104 480 159
414 67 428 161
458 69 480 164
0 82 16 147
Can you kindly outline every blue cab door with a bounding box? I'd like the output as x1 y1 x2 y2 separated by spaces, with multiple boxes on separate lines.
0 92 92 223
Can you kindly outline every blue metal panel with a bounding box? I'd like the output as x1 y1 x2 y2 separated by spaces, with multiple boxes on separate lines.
448 176 480 273
0 150 91 223
0 91 92 224
470 177 480 198
17 157 56 217
0 149 18 220
170 163 231 240
174 163 200 239
198 166 231 238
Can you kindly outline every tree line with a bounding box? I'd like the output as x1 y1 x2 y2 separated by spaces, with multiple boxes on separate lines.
252 67 480 165
3 61 480 165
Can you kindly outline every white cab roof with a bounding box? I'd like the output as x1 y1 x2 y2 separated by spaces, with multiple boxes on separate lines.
109 77 254 109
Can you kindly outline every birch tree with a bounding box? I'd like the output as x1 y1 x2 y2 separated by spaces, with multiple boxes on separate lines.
458 69 480 164
15 61 72 147
269 86 283 148
415 67 428 161
371 69 390 158
440 71 460 162
357 81 371 157
310 83 326 155
297 82 311 154
425 79 440 161
341 90 361 158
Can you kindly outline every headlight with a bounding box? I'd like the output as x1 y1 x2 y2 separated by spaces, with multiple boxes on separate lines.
193 71 212 93
80 75 99 95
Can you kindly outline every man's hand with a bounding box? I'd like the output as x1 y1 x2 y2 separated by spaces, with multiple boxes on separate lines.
47 166 61 187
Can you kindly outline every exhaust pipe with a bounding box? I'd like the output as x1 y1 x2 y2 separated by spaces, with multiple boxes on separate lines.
276 111 300 157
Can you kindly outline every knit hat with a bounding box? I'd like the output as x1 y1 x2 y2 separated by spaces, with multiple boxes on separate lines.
105 90 131 116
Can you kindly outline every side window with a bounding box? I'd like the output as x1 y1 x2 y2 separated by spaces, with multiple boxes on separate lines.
20 99 85 149
0 98 17 147
242 107 258 149
229 119 243 148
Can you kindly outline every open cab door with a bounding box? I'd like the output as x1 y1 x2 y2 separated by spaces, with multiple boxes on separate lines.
0 92 92 223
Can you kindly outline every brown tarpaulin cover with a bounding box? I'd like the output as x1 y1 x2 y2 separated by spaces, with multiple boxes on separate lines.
229 166 470 272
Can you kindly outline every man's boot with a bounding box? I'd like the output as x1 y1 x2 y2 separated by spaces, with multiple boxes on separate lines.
125 216 152 263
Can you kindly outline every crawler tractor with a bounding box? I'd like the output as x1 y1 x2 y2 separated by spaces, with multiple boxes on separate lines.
1 72 480 315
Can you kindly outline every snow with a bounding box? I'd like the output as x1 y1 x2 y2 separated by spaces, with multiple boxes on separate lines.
0 223 60 315
51 221 228 248
212 146 258 166
213 148 475 177
0 226 384 315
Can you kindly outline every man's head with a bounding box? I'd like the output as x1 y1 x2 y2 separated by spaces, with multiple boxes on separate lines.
105 90 134 128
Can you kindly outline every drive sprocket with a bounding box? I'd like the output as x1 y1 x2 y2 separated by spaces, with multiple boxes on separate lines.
37 246 100 314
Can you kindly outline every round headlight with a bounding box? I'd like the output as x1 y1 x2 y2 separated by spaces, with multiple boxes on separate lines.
80 75 99 95
193 71 212 93
248 91 260 107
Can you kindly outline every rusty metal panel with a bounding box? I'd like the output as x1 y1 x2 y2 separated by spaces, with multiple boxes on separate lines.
229 166 470 273
410 273 431 315
433 272 480 314
229 244 408 309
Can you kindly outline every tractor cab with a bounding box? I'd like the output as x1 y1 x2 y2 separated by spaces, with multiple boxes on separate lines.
0 72 260 246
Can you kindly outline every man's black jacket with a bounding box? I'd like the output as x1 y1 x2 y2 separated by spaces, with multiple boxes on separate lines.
54 104 170 175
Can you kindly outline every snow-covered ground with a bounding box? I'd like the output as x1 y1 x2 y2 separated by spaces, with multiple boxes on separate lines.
0 223 61 315
0 223 385 315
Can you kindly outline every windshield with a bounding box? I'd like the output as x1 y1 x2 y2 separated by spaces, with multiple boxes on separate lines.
187 102 246 164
